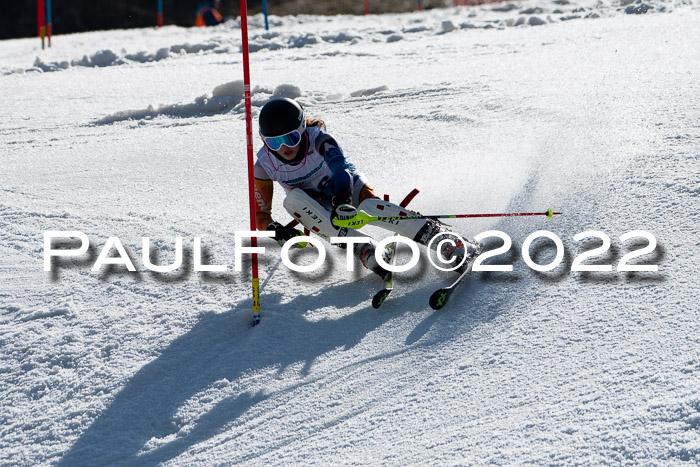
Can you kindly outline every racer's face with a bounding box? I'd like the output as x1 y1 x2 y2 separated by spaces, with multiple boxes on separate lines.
276 143 300 160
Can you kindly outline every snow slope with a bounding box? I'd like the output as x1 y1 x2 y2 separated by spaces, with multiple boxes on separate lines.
1 0 699 464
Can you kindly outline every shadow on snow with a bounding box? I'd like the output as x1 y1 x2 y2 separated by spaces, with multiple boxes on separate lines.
58 174 547 465
57 271 500 466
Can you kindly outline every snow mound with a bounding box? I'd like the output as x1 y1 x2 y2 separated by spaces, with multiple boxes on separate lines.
94 80 245 125
94 82 386 124
350 86 390 98
26 42 222 74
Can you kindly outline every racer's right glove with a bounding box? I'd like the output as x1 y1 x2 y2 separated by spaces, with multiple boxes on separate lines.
266 222 307 248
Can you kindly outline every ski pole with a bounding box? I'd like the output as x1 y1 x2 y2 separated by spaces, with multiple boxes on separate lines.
333 208 561 229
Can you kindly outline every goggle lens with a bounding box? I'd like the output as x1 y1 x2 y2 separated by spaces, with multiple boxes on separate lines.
263 130 302 151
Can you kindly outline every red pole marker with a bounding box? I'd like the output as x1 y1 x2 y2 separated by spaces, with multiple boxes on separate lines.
37 0 46 49
157 0 163 27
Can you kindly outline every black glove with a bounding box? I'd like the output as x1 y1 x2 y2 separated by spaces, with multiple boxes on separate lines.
331 195 351 211
267 221 306 247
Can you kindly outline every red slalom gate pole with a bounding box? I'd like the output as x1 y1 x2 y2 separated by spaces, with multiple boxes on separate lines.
364 0 369 15
37 0 46 49
239 0 262 326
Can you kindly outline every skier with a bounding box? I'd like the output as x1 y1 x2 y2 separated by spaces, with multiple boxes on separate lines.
253 97 481 280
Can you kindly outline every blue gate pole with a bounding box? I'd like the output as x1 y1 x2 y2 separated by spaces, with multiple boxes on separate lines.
262 0 269 30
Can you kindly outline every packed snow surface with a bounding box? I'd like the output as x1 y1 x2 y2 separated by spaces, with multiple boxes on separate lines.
1 0 699 464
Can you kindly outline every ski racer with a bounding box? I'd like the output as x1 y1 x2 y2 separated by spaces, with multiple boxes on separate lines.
253 97 481 279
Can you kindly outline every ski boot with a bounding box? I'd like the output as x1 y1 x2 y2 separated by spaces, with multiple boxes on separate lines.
414 220 481 274
356 241 391 281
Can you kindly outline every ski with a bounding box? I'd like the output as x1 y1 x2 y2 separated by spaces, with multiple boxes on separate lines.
428 256 475 310
371 235 398 309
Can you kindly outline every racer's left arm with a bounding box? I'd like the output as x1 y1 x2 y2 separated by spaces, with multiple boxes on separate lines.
317 136 354 207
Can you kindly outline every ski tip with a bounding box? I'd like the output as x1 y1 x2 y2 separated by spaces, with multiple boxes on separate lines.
372 289 391 309
429 288 450 310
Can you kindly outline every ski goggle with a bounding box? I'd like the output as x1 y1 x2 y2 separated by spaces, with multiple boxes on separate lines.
262 130 303 151
261 119 306 151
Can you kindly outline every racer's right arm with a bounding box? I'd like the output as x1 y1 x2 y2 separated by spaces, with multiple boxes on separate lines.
254 164 304 246
254 162 274 231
